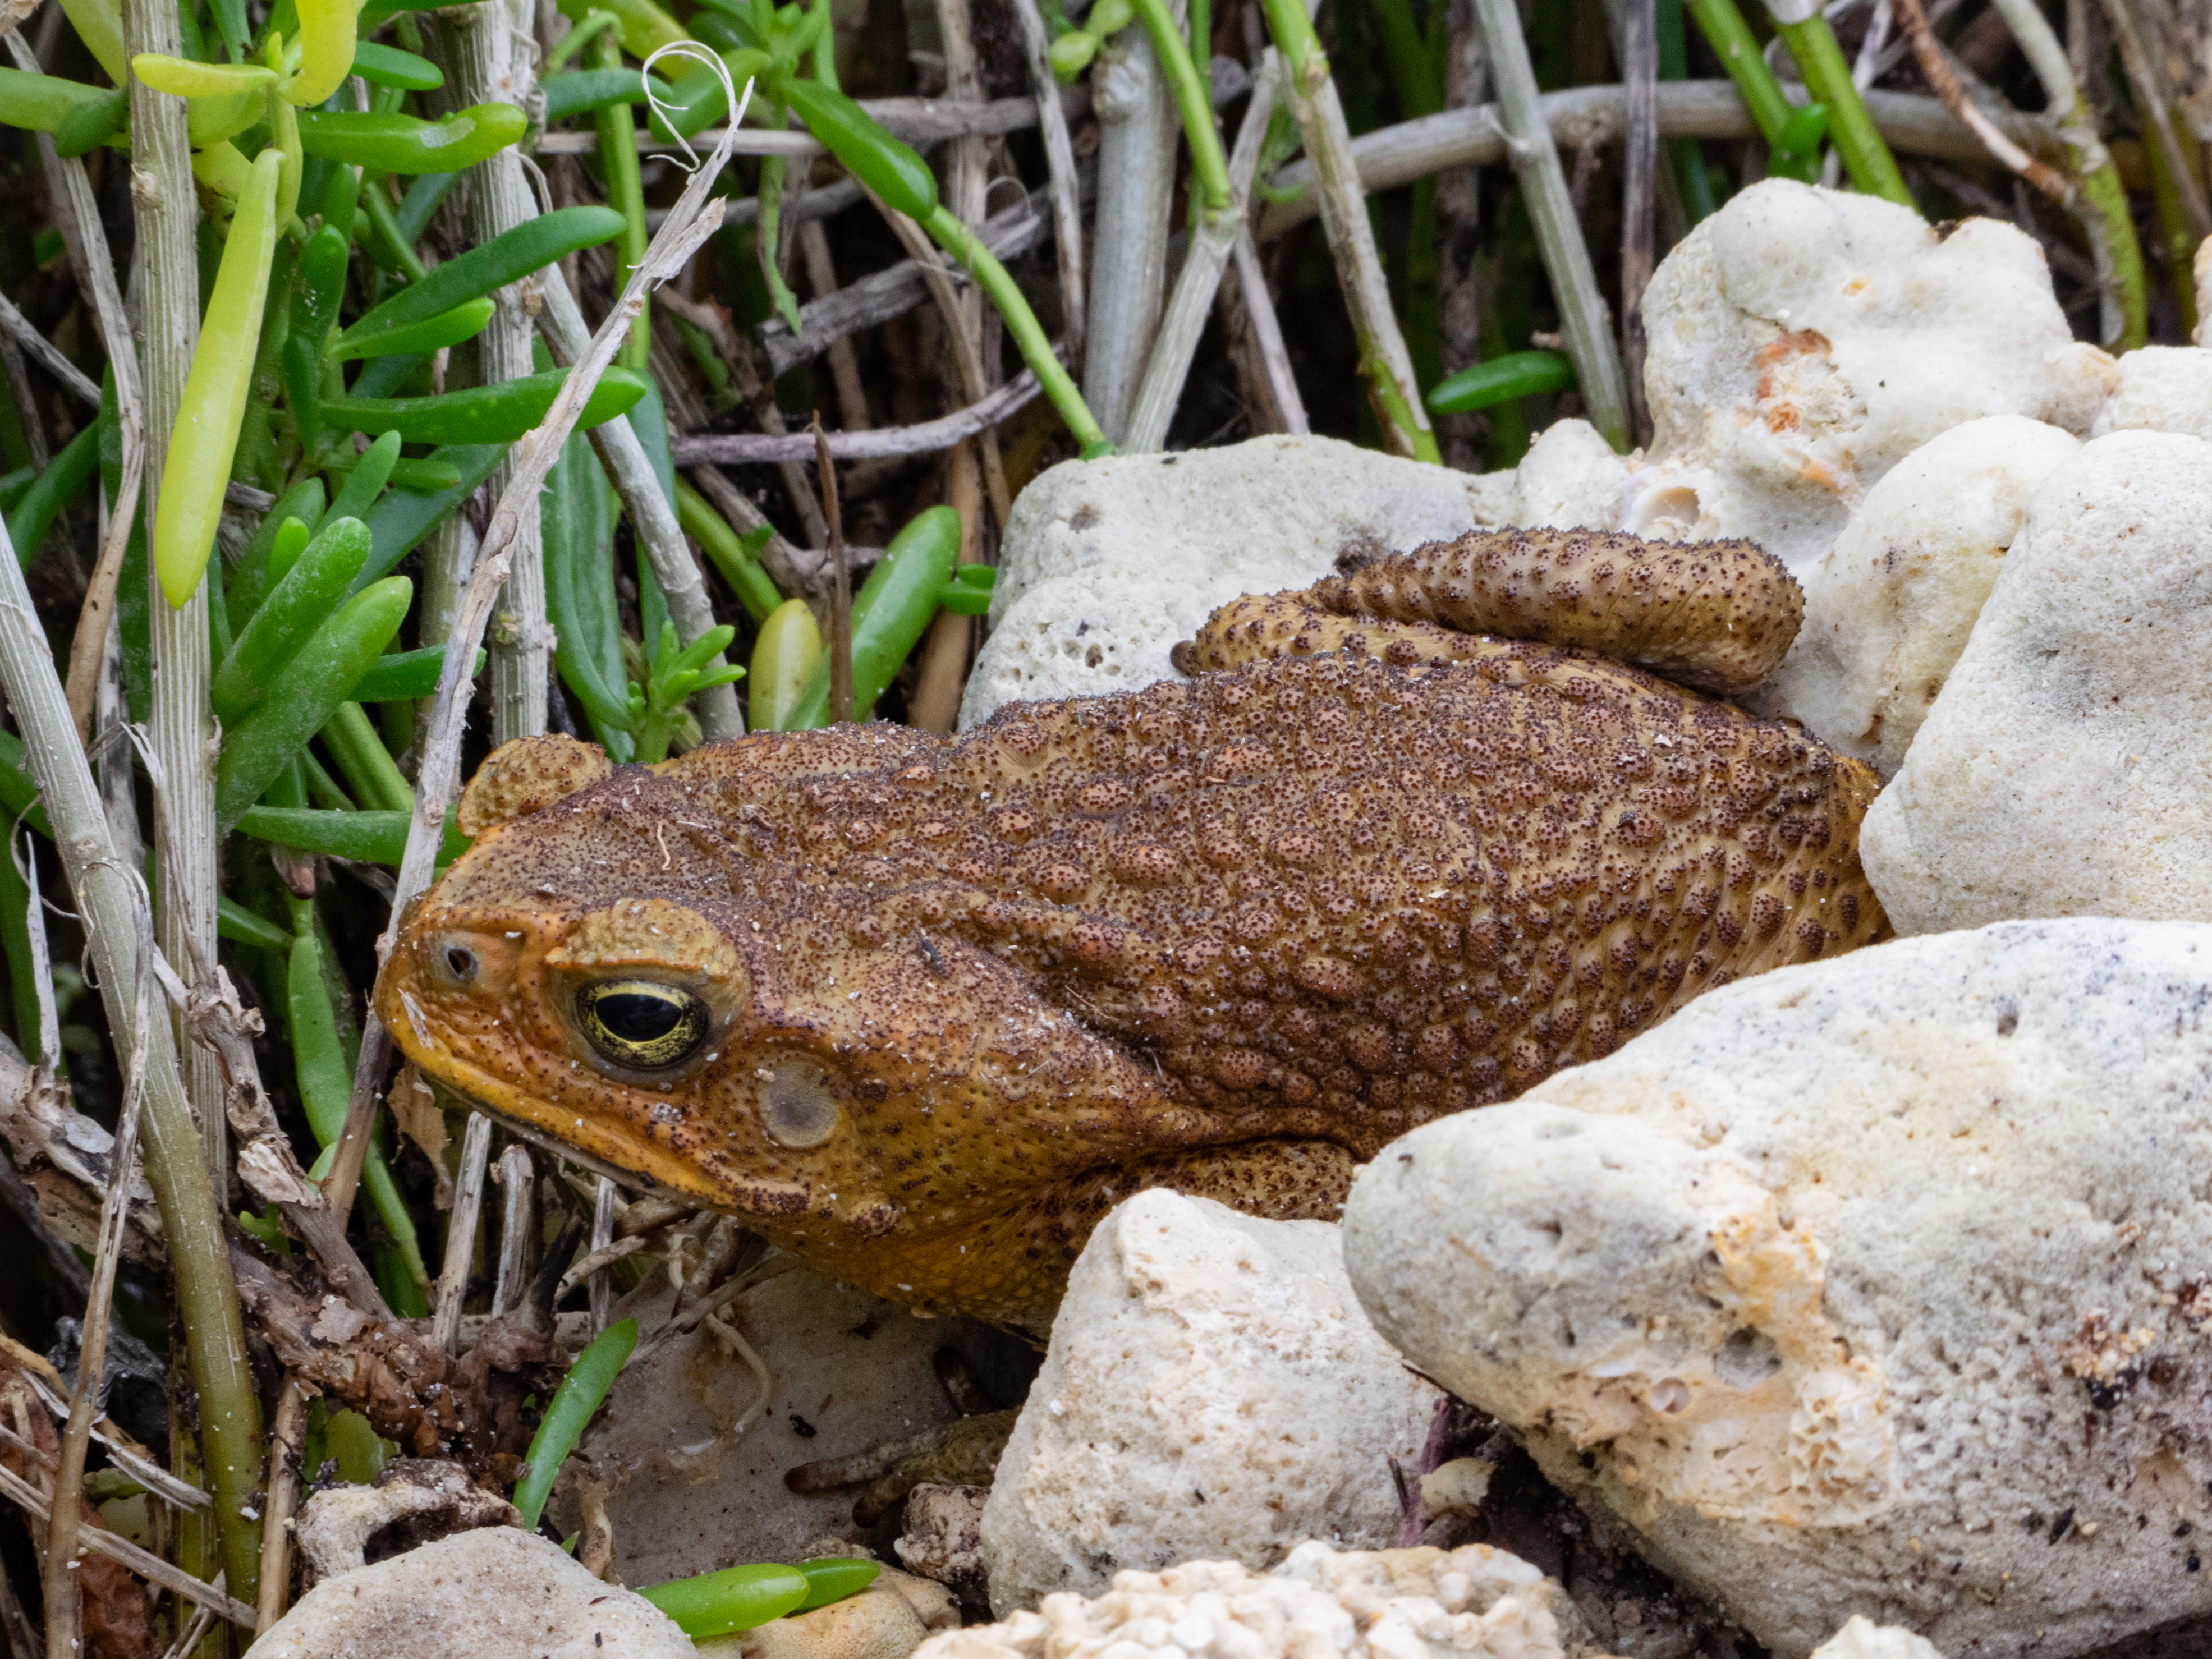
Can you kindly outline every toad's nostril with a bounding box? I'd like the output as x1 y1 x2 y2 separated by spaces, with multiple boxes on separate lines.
445 946 477 982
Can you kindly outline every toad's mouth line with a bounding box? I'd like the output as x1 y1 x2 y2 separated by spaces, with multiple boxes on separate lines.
378 989 750 1210
405 1049 727 1206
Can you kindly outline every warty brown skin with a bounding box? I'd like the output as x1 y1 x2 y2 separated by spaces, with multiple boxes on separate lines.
375 569 1887 1329
1307 527 1802 696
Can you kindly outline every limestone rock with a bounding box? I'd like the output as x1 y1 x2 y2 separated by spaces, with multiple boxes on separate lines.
980 1191 1441 1614
1759 416 2079 774
919 1542 1605 1659
960 436 1513 726
701 1588 934 1659
1341 917 2212 1659
793 1539 961 1633
897 1485 990 1608
250 1527 691 1659
1811 1620 1945 1659
962 185 2112 730
1861 431 2212 931
1632 180 2110 573
1500 419 1630 532
2092 344 2212 440
290 1459 518 1586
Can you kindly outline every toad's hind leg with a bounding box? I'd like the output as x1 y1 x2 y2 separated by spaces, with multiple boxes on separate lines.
930 1141 1361 1331
1178 527 1802 696
1178 592 1518 678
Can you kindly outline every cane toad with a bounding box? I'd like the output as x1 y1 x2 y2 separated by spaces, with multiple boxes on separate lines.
374 529 1886 1326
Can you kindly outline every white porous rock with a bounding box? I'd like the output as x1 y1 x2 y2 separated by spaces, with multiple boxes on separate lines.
1759 416 2079 774
960 436 1513 727
919 1542 1606 1659
1341 917 2212 1659
897 1485 990 1607
1810 1619 1945 1659
2092 343 2212 440
700 1588 936 1659
1498 419 1630 531
1631 180 2111 573
291 1459 520 1583
980 1190 1442 1614
251 1527 693 1659
1861 430 2212 931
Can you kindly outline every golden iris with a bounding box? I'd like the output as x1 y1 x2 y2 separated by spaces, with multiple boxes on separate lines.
575 980 712 1071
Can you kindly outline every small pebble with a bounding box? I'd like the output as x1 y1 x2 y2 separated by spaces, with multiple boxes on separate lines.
1168 1615 1216 1653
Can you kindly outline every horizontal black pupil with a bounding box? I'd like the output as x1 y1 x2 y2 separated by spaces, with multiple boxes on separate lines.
594 991 684 1042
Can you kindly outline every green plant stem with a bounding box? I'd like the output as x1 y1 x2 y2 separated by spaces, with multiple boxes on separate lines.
0 820 45 1063
918 204 1109 454
1656 0 1715 222
2142 102 2199 339
2077 160 2149 349
810 0 837 86
359 174 430 282
321 701 415 814
301 748 357 810
1260 0 1321 67
590 29 650 372
1685 0 1793 142
673 477 781 621
1980 0 2145 350
1767 7 1910 204
1130 0 1230 212
548 7 618 70
1370 0 1444 392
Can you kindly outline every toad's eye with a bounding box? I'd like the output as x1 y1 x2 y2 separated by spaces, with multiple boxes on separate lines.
575 980 712 1071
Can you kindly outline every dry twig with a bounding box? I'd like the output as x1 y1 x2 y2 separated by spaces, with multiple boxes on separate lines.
1895 0 2072 200
0 1463 253 1628
815 419 853 725
254 1380 308 1634
433 1114 496 1353
492 1142 535 1317
1011 0 1086 370
1251 80 2058 237
44 892 154 1659
6 29 146 746
0 1332 207 1514
1125 49 1283 452
682 458 816 599
2097 0 2211 237
671 369 1047 464
0 291 98 410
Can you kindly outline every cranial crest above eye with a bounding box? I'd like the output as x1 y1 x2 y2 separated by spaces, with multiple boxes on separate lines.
548 898 741 981
457 733 616 837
